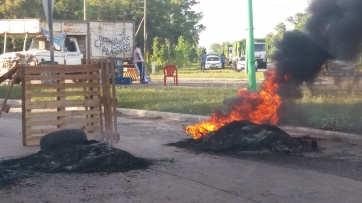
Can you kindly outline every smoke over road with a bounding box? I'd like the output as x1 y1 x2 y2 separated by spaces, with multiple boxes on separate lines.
273 0 362 88
272 0 362 124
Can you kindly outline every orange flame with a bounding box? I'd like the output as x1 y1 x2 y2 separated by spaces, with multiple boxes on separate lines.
186 69 282 139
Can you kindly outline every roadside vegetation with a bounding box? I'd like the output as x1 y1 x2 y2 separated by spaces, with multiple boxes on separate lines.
1 82 362 135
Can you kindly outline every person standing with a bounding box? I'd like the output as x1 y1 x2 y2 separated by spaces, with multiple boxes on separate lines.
133 43 147 83
200 51 207 72
220 53 225 69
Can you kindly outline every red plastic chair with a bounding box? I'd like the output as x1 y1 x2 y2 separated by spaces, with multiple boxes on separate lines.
163 65 178 86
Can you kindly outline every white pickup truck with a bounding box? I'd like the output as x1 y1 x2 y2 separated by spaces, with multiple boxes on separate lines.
0 35 83 70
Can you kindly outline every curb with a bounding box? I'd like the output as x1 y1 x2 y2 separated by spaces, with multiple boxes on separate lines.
117 108 209 123
116 108 362 146
2 99 362 145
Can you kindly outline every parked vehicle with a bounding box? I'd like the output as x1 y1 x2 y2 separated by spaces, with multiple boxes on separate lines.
228 40 267 69
236 56 258 72
0 19 135 74
205 54 222 69
254 41 267 69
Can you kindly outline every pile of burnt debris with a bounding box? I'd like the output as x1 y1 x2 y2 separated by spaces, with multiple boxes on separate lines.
169 120 317 154
0 130 150 186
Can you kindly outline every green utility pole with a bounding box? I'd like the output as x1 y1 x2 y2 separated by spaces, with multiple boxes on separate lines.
246 0 257 91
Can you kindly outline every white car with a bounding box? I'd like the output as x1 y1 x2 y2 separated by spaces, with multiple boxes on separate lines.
237 56 257 72
205 55 222 69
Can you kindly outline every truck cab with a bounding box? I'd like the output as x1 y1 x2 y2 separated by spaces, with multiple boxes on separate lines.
254 41 267 69
28 36 83 65
0 35 83 73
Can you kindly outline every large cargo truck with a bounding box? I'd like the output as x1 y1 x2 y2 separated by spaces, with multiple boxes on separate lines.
0 19 135 73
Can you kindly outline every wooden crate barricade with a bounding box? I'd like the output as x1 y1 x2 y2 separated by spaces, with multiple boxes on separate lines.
22 63 118 146
123 65 140 82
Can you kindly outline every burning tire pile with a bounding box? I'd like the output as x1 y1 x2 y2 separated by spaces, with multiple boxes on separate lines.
0 140 150 186
171 120 317 154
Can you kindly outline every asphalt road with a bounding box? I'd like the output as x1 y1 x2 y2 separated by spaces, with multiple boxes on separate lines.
1 112 362 203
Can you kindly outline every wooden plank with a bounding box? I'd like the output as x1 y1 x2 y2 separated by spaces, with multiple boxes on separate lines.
22 66 27 146
26 117 101 126
25 90 101 98
25 109 101 118
24 136 42 146
25 82 100 90
26 124 101 135
103 62 112 140
25 99 101 109
25 74 100 81
57 72 66 129
24 64 99 74
111 62 118 142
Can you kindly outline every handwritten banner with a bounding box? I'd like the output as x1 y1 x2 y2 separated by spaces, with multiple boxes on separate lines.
92 33 132 57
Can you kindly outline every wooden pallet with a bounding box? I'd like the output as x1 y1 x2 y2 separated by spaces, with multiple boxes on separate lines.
123 66 140 82
21 63 118 146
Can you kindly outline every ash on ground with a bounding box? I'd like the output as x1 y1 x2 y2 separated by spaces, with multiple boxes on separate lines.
0 140 150 186
170 120 317 154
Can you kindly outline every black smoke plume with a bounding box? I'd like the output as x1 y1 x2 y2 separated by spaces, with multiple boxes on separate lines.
273 0 362 124
273 0 362 87
306 0 362 61
272 0 362 94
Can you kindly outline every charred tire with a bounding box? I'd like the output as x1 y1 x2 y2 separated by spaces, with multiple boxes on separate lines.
40 129 88 151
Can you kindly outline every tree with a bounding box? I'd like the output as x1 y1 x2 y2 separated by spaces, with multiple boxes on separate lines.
210 43 223 55
275 23 287 38
265 32 276 57
54 0 83 20
0 0 43 19
144 0 205 50
287 13 309 31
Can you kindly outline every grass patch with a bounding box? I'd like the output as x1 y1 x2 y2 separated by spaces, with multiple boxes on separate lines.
149 64 265 80
1 84 361 134
115 86 239 116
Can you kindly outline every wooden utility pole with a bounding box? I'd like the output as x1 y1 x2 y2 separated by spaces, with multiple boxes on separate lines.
84 0 87 20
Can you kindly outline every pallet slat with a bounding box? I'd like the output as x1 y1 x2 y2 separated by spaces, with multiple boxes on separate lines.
25 90 101 98
25 99 101 109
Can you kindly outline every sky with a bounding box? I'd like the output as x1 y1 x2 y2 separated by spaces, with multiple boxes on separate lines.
193 0 310 50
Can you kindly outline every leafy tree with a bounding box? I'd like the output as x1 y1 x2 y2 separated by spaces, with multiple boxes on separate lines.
54 0 83 20
150 37 164 68
275 23 287 38
210 43 223 55
0 0 43 19
265 32 276 57
287 13 309 31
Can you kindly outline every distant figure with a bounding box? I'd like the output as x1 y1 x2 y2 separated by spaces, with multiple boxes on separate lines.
232 56 238 72
12 38 17 52
220 53 225 69
133 43 147 83
200 51 207 72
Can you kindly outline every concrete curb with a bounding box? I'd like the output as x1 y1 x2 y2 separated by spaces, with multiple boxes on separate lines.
117 108 209 123
2 99 362 145
116 108 362 145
